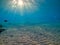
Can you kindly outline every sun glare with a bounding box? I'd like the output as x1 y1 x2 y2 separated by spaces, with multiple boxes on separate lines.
8 0 44 16
18 0 24 6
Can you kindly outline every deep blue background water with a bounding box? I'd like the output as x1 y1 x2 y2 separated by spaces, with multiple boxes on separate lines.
0 0 60 26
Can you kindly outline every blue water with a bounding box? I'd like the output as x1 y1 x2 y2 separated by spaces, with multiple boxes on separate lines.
0 0 60 25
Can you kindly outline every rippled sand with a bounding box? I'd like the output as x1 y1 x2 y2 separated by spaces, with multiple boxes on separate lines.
0 25 60 45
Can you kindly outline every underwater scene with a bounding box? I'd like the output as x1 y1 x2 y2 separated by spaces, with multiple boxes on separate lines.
0 0 60 45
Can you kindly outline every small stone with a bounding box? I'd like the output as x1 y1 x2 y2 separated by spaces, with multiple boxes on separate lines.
10 35 14 37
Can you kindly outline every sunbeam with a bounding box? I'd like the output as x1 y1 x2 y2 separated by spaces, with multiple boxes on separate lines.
7 0 44 16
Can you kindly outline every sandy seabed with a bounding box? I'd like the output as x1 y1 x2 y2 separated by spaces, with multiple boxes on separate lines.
0 25 60 45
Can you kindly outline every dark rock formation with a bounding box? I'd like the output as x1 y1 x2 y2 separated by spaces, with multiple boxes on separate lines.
0 24 3 28
0 24 5 33
0 28 5 33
